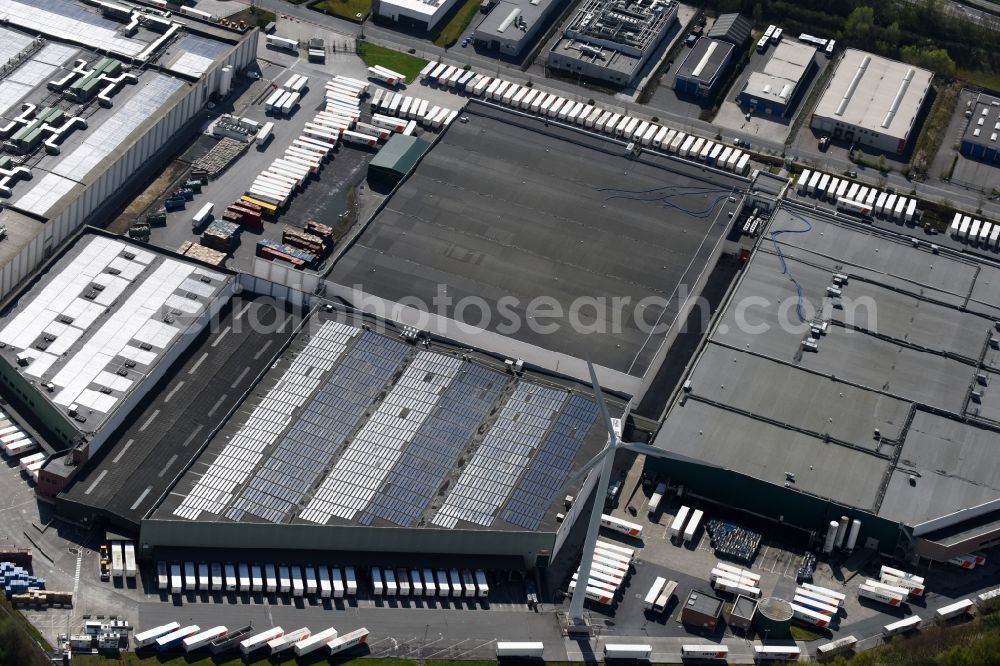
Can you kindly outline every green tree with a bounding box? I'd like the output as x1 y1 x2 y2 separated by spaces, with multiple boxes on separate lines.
717 0 740 13
900 45 956 76
878 154 887 172
843 6 875 43
0 617 47 666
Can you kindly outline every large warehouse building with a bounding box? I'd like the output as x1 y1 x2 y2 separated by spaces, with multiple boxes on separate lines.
810 49 932 154
738 40 815 116
960 92 1000 163
141 306 616 566
0 231 235 497
546 0 678 87
326 101 748 401
0 0 257 300
648 205 1000 563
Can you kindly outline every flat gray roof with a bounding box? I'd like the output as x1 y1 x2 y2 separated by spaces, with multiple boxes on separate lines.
813 49 932 140
153 305 618 535
963 92 1000 147
478 0 557 42
740 40 814 106
328 102 745 383
0 232 232 434
676 39 734 86
653 207 1000 527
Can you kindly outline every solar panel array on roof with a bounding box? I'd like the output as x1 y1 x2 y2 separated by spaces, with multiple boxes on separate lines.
432 383 567 528
503 394 599 529
359 363 508 527
301 351 463 524
172 321 360 520
226 332 408 523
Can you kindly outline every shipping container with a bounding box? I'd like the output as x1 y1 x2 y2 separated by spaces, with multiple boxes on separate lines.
669 506 690 540
420 61 437 81
170 563 182 593
604 644 651 660
683 509 703 542
135 622 180 648
223 564 236 592
266 35 298 51
710 569 757 587
238 563 250 591
880 573 924 596
795 587 841 609
111 543 124 577
251 565 263 592
184 626 228 652
157 625 200 651
449 568 463 598
368 65 402 86
372 566 384 595
936 599 974 620
643 577 667 610
294 627 339 656
858 583 903 606
156 561 168 590
211 563 223 591
423 569 437 596
345 567 357 595
496 642 544 658
713 578 760 599
241 626 283 655
653 580 678 613
680 135 696 157
882 614 921 636
429 63 448 82
567 579 614 605
304 566 318 596
436 569 450 597
461 569 476 598
793 594 838 616
278 566 291 593
571 573 618 594
269 627 310 655
681 645 728 659
318 566 332 598
601 514 643 538
837 197 873 217
410 569 424 596
816 635 857 657
264 564 277 593
866 579 909 597
753 644 801 661
332 567 345 598
327 627 369 655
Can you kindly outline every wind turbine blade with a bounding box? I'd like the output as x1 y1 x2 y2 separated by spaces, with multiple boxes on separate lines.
620 441 669 458
552 445 612 500
587 356 618 445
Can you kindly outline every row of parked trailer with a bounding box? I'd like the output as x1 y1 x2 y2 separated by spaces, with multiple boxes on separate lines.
676 644 800 662
369 87 456 131
417 61 752 175
796 168 919 223
371 566 490 599
950 550 988 569
789 582 845 629
569 539 637 607
496 641 653 660
157 561 359 598
708 561 762 601
0 408 45 482
367 65 406 88
108 541 136 581
668 504 703 544
133 621 368 658
263 74 309 117
949 212 1000 250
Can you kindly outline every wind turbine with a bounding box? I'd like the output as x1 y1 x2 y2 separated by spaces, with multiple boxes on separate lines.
561 359 669 630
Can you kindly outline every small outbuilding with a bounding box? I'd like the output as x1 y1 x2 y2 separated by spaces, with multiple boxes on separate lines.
367 134 431 189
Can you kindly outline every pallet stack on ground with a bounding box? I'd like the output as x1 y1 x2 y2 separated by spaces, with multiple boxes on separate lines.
201 220 241 253
176 241 227 267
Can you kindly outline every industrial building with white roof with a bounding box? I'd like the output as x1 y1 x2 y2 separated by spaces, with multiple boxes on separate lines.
0 0 256 300
0 230 235 497
738 40 815 116
810 48 933 154
474 0 562 57
374 0 463 32
648 204 1000 563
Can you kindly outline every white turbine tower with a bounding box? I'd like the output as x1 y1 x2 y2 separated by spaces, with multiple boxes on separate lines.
563 359 670 629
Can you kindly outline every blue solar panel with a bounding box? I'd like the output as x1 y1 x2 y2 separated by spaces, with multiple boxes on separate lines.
502 395 599 530
225 333 409 523
358 363 508 527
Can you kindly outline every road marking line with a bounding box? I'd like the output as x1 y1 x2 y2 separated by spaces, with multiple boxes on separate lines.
164 380 185 403
83 470 107 495
179 424 204 448
111 439 134 464
188 352 208 374
235 302 253 320
207 393 227 417
253 339 273 360
211 325 232 348
72 551 82 609
130 486 152 511
230 367 250 388
138 409 160 432
157 454 178 478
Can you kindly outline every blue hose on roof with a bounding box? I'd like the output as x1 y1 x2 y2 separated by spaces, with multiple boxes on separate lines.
769 210 812 323
597 184 738 217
